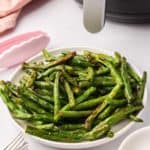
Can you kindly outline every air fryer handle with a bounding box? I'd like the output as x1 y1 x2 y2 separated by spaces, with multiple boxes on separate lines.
83 0 106 33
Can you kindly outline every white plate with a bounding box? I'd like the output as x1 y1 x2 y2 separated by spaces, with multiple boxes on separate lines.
2 47 148 149
119 126 150 150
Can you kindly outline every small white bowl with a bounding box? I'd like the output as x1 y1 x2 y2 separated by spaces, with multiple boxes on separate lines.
119 126 150 150
4 47 148 149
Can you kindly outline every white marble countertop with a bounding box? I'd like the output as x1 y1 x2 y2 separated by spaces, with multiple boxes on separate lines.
0 0 150 149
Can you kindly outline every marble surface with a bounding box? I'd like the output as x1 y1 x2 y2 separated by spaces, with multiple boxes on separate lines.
0 0 150 149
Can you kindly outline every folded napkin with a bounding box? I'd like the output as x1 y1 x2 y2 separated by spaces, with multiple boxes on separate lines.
0 31 50 69
0 0 32 34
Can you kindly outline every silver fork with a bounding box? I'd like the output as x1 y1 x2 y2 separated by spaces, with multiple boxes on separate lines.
4 132 28 150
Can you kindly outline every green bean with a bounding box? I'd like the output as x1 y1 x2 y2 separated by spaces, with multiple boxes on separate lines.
85 81 123 130
59 110 92 118
42 49 53 61
129 115 143 122
94 84 123 124
28 123 54 130
34 81 54 89
6 82 20 97
20 88 53 111
0 90 31 118
21 97 46 114
85 124 110 140
74 95 107 110
49 72 57 81
106 99 127 106
92 53 122 85
0 85 52 121
72 86 81 95
14 113 54 122
105 62 122 85
86 67 94 81
61 67 77 86
44 51 76 69
37 67 60 79
23 52 76 70
0 91 29 116
79 77 115 88
127 63 141 84
84 51 118 65
79 81 91 88
35 89 53 96
108 84 122 98
0 89 18 111
60 87 96 112
98 86 114 96
59 124 84 130
28 121 44 125
34 94 54 103
31 113 54 122
76 87 96 104
96 67 109 75
121 57 133 103
75 71 87 80
114 52 122 65
97 106 116 120
54 72 61 122
86 106 143 140
107 130 114 138
64 65 73 72
69 55 92 67
23 62 44 70
85 101 107 130
98 53 118 65
20 69 36 87
26 126 86 142
93 76 115 86
98 105 143 127
64 80 75 107
12 111 33 120
61 104 71 111
11 98 28 114
137 71 147 104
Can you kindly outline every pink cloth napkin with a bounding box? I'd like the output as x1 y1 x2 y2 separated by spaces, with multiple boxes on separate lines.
0 31 50 69
0 0 32 34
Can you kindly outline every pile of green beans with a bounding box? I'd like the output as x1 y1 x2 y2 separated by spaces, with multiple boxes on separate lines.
0 49 147 142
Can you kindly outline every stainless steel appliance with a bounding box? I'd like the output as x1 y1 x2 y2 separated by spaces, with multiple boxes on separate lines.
77 0 150 32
